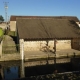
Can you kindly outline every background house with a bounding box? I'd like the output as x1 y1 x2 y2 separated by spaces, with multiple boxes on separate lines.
16 18 80 56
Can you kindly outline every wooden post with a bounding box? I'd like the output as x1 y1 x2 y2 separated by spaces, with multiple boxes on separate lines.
54 39 56 53
54 39 56 69
46 40 49 64
46 40 48 46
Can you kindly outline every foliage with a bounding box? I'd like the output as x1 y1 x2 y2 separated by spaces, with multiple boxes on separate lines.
0 28 4 37
0 15 4 22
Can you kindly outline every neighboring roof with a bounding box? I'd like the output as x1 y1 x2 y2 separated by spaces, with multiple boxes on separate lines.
10 15 79 22
16 18 80 40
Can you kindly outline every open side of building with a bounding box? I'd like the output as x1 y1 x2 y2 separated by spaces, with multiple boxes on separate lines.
15 17 80 61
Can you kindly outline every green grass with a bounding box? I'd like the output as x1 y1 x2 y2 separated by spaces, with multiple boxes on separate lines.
0 28 4 37
8 31 17 36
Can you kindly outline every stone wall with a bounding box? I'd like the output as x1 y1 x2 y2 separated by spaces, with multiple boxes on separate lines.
56 40 71 50
23 40 71 51
71 38 80 50
10 21 16 31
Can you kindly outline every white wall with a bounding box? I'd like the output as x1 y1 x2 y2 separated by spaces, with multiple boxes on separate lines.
23 40 71 51
10 21 16 31
56 40 71 50
76 22 80 27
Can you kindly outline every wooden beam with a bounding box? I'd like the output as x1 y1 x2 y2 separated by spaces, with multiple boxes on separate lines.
54 39 56 69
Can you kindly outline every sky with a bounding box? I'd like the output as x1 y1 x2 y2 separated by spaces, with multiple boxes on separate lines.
0 0 80 20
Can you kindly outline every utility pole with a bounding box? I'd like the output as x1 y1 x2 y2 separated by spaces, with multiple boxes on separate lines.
3 2 9 25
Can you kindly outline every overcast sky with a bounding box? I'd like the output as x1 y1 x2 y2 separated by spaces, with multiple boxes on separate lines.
0 0 80 20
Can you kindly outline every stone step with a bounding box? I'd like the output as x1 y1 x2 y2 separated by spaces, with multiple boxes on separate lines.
3 45 17 47
3 35 15 43
0 53 20 61
3 36 15 46
3 41 16 45
3 35 13 40
3 46 18 50
3 37 13 42
2 35 17 53
3 44 16 47
3 48 17 51
2 54 20 57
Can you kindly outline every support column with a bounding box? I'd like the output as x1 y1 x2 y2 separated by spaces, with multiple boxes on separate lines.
54 39 56 54
21 39 25 77
54 39 57 69
19 39 25 78
20 39 24 60
46 40 48 46
21 42 24 60
46 40 49 64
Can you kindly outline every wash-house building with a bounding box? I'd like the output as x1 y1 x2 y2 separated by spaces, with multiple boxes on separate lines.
16 17 80 58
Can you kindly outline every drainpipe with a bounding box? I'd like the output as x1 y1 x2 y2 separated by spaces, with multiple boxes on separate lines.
54 39 57 69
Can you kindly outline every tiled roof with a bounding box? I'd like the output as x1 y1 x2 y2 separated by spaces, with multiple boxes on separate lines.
16 18 80 40
10 15 79 22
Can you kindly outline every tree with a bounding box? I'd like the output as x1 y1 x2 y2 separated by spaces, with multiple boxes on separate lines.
0 15 4 22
